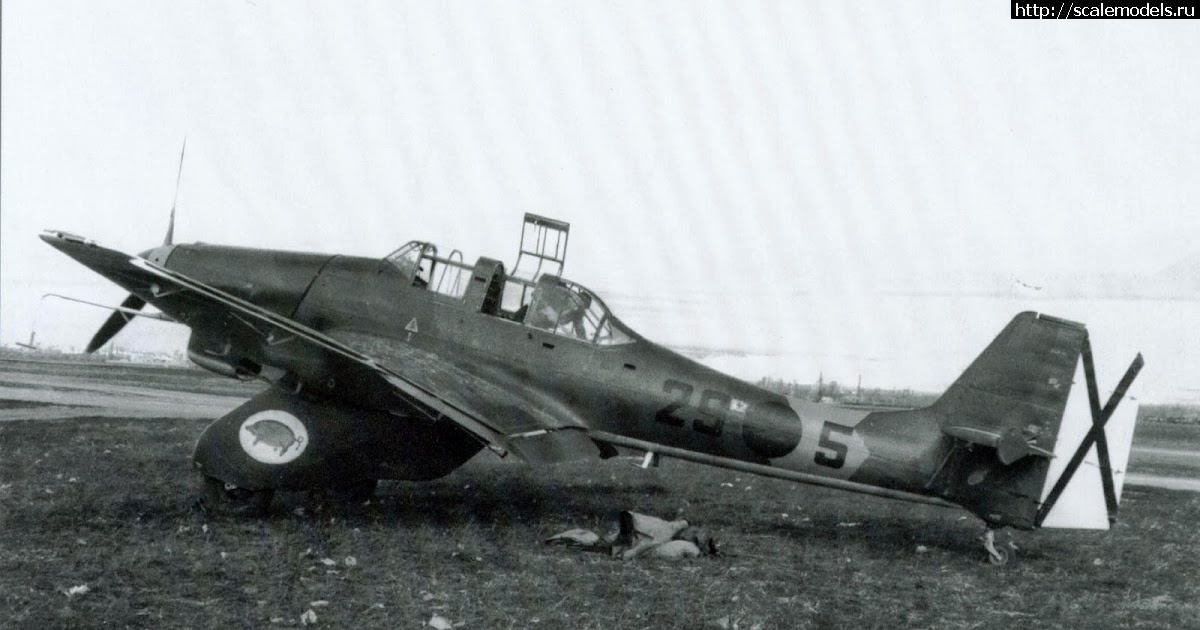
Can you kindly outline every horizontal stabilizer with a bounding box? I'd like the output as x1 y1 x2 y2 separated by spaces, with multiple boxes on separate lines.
942 425 1056 464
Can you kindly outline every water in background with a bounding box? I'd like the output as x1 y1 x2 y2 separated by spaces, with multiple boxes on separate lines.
603 292 1200 405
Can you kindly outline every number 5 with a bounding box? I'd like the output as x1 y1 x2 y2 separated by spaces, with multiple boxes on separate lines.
815 423 853 469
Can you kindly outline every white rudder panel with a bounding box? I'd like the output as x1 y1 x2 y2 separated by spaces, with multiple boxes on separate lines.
1038 349 1141 530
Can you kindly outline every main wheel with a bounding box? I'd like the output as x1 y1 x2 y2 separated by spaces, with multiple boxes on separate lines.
200 475 274 517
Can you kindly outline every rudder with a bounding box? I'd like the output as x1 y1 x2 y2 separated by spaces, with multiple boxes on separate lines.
927 312 1141 530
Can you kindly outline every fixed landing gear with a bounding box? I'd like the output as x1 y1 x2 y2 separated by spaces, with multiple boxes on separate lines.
981 528 1017 566
200 475 274 517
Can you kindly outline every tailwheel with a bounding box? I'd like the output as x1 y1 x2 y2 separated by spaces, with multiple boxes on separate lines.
200 474 274 517
981 528 1017 566
987 543 1014 566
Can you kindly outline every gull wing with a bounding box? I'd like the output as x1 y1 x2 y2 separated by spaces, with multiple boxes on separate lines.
40 232 599 463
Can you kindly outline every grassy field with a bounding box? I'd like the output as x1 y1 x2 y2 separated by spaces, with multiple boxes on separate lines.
2 414 1199 630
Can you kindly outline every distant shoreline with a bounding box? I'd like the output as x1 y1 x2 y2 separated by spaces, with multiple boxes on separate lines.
4 348 1196 423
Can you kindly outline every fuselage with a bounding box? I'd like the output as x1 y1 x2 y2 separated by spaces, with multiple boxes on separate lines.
145 242 954 502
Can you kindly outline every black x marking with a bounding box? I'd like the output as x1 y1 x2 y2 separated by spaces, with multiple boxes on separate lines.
1035 335 1143 527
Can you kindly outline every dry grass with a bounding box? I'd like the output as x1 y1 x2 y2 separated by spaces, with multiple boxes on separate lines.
2 413 1199 630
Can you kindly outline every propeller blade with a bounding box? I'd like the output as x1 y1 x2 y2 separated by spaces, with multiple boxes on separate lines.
85 294 147 353
165 137 187 246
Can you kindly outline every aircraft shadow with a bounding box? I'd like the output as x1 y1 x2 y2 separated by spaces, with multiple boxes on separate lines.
267 463 1055 561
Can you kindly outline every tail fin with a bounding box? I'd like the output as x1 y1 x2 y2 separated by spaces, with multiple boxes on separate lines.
930 312 1142 530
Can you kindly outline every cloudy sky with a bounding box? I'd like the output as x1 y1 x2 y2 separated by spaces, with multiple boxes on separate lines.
3 2 1197 398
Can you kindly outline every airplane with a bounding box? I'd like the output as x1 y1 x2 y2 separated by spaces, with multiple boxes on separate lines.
40 212 1143 566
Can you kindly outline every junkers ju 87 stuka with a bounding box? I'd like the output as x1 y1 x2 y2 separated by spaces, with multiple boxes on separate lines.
42 211 1142 565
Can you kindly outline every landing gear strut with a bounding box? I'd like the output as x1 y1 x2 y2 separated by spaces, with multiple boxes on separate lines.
981 528 1017 566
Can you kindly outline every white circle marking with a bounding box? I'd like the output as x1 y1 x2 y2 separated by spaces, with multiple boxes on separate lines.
239 409 308 464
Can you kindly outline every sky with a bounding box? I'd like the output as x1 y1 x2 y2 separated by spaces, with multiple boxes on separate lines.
2 2 1198 400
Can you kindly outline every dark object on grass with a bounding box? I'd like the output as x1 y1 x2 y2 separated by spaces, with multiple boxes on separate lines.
545 511 722 560
673 525 721 557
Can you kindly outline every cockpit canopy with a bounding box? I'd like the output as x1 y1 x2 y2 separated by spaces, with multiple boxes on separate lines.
386 241 451 293
384 240 633 346
522 275 633 345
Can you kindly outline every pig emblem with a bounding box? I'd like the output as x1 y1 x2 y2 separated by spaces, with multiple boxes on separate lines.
238 409 309 464
244 419 304 456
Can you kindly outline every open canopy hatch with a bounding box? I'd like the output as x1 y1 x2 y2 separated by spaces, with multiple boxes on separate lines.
512 213 570 281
